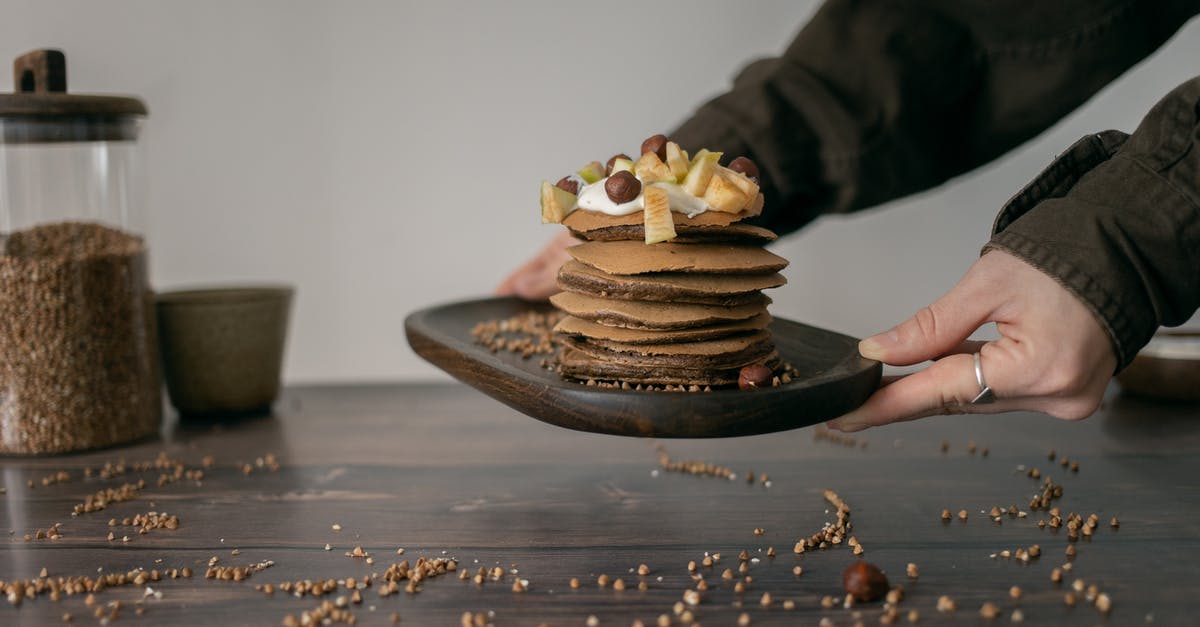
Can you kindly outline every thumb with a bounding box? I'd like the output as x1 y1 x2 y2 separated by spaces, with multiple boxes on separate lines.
859 286 993 366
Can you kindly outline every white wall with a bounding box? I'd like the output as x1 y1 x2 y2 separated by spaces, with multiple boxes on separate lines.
2 1 1197 383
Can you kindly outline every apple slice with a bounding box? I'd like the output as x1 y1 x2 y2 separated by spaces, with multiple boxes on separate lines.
634 152 675 184
642 186 676 244
715 167 761 211
703 171 749 213
610 157 635 175
577 161 605 184
540 180 577 223
665 141 689 182
681 150 722 196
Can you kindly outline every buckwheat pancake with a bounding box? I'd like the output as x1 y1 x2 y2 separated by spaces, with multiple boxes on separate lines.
557 259 786 306
559 347 782 386
563 331 775 369
568 241 789 276
554 313 771 345
568 221 778 244
550 291 769 330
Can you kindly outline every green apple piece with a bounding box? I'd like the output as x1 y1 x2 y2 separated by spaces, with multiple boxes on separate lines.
577 161 605 184
681 150 723 196
540 180 577 224
610 157 635 175
665 141 689 182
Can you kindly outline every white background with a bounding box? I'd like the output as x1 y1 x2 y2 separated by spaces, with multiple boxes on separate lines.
3 1 1197 383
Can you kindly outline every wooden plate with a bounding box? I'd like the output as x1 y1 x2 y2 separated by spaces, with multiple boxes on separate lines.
405 297 881 438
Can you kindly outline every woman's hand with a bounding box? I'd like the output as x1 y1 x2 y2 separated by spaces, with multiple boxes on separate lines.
826 249 1117 432
495 231 578 301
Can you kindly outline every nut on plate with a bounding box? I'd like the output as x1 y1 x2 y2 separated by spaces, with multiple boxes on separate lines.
738 364 773 390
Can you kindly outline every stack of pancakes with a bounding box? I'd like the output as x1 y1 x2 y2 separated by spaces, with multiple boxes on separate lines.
550 208 788 387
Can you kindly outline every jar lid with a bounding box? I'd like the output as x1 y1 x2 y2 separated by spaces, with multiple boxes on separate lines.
0 50 146 142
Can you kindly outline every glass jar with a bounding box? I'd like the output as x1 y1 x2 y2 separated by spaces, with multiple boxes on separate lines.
0 49 159 453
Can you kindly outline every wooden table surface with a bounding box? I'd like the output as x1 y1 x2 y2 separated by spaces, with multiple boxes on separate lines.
2 383 1198 626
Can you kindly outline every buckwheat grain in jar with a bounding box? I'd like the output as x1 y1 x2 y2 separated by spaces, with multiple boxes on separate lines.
0 49 159 453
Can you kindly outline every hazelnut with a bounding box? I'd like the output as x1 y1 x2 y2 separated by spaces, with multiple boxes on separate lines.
555 176 579 195
606 153 632 176
640 134 668 161
605 171 641 204
842 561 889 602
728 156 760 181
738 364 773 390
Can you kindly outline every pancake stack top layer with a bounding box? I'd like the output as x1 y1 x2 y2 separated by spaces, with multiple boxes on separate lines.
539 134 789 387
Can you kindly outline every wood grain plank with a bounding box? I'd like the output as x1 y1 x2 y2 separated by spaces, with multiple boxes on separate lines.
0 383 1197 625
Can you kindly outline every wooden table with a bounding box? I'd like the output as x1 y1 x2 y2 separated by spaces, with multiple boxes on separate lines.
2 383 1198 626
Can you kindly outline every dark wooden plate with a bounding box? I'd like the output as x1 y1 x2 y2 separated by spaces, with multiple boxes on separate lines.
405 297 881 438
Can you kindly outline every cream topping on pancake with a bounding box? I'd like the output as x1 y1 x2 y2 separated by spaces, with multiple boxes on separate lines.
575 181 710 218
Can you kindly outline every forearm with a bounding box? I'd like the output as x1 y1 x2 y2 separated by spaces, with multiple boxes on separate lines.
672 0 1198 235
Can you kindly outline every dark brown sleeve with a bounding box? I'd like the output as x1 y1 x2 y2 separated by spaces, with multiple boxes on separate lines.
985 77 1200 370
670 0 1200 235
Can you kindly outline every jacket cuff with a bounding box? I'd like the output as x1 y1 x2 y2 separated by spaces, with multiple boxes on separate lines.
986 128 1200 371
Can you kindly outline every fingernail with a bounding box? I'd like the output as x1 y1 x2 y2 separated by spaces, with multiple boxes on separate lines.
859 330 899 360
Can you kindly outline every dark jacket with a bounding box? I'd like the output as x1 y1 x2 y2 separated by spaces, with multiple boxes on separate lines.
671 0 1200 370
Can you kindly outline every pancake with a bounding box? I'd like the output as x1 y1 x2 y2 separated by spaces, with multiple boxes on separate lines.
568 241 789 276
562 332 774 369
550 291 769 330
568 221 778 244
553 313 771 344
557 259 786 306
559 347 781 386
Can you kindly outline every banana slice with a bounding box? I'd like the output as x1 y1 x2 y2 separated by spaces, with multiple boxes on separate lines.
642 186 677 244
665 141 690 182
716 167 761 212
634 152 675 184
703 170 749 213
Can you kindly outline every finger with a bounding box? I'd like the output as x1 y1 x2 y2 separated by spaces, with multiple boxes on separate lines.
941 339 987 358
826 351 1013 432
494 273 521 296
496 233 578 299
876 338 983 384
495 255 545 296
859 281 995 367
513 261 562 300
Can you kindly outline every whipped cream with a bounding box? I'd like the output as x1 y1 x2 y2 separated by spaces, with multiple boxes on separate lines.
575 179 710 218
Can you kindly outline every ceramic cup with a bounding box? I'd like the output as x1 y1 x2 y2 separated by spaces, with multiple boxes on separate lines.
1116 330 1200 402
156 285 294 417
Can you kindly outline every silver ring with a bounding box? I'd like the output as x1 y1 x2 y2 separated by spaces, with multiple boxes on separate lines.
971 352 995 404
